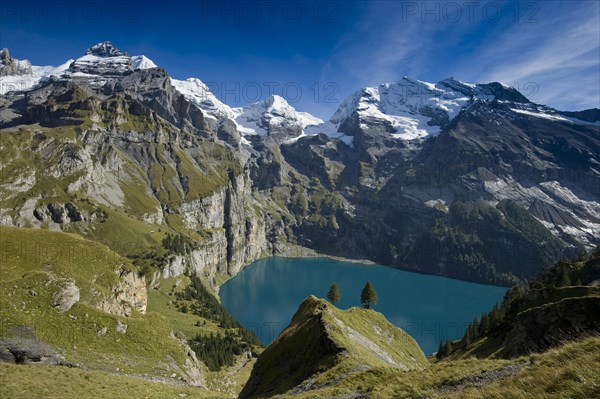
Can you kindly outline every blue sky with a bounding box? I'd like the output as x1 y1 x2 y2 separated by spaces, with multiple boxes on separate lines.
1 0 598 119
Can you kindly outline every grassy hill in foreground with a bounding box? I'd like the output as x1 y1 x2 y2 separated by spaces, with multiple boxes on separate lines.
0 226 194 378
0 363 226 399
240 295 428 398
2 335 598 398
277 335 600 399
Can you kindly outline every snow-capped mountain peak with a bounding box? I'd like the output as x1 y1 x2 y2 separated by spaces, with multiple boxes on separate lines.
70 42 132 77
0 49 73 94
81 42 158 70
0 42 159 93
259 95 322 126
170 77 235 121
131 55 157 70
260 95 299 115
85 41 124 57
231 95 323 141
328 77 534 142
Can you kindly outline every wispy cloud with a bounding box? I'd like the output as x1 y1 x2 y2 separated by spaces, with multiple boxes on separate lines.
321 0 599 112
321 2 441 87
473 1 600 110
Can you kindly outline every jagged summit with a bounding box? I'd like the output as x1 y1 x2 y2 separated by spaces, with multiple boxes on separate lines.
327 76 537 142
131 55 157 70
71 42 133 78
0 48 10 64
242 94 321 124
438 76 479 95
0 48 33 76
232 94 323 143
262 94 292 109
85 41 124 57
0 42 158 92
170 77 235 121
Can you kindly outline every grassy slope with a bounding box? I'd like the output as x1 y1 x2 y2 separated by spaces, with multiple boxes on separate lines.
147 277 222 339
324 304 427 370
67 206 165 258
0 363 225 399
242 296 427 398
283 336 600 399
147 275 257 396
0 226 189 377
1 223 257 398
438 336 600 399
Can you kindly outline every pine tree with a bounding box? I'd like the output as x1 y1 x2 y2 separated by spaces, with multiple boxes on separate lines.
360 281 378 309
467 324 474 342
471 318 480 339
558 263 571 287
444 340 453 356
489 304 502 331
326 282 341 304
464 327 471 347
479 312 490 336
436 339 445 359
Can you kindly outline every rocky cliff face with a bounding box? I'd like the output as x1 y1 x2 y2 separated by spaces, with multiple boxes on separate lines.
166 170 275 289
97 270 147 317
500 296 600 357
1 42 598 288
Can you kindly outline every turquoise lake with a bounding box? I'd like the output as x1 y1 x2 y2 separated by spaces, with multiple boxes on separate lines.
220 257 507 354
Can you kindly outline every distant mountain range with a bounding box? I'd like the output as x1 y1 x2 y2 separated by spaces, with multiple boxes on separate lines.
1 41 599 287
2 41 600 399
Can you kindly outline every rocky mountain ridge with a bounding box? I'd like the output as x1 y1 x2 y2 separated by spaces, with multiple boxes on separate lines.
1 42 599 288
441 247 600 360
239 295 427 398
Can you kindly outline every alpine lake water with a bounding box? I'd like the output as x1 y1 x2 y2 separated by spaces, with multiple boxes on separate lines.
220 257 507 355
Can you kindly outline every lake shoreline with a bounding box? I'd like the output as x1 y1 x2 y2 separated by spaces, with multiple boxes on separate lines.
226 243 512 290
220 256 508 354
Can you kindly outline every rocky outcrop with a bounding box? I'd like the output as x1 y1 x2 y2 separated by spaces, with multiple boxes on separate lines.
447 251 600 360
0 48 33 76
0 335 66 365
169 331 206 388
116 320 128 334
52 280 80 312
500 296 600 357
162 255 186 278
34 203 83 224
97 270 147 317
